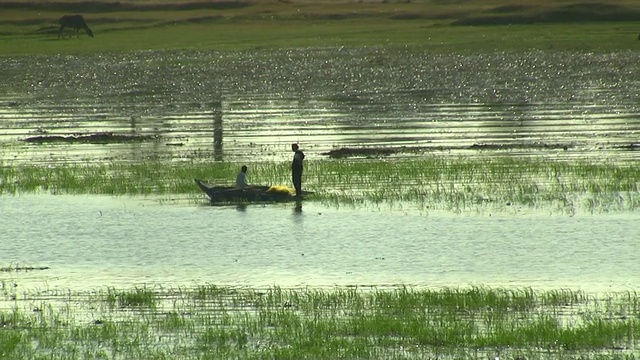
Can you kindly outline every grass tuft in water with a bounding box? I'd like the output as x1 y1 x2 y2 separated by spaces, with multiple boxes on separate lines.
106 286 157 309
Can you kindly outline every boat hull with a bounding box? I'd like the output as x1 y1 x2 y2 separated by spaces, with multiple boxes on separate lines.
194 179 310 203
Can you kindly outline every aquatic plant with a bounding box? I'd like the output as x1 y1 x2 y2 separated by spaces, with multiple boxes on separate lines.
2 157 638 213
1 285 640 359
105 286 157 309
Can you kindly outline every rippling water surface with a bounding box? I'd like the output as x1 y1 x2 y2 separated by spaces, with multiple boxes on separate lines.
1 47 639 291
1 48 639 165
2 195 639 293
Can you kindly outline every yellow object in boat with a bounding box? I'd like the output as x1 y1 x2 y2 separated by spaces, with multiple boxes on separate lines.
267 185 296 195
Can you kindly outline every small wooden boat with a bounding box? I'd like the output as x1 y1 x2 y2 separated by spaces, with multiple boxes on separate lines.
194 179 312 203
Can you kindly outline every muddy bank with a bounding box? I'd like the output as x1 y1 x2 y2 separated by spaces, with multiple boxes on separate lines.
0 1 251 13
454 3 640 25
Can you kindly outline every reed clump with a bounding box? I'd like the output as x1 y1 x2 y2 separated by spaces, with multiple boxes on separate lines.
105 286 157 309
1 285 639 359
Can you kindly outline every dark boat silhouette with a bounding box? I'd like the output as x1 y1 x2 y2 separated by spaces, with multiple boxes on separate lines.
194 179 313 203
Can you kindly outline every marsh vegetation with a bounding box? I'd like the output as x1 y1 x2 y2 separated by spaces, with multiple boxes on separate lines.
2 157 639 212
1 285 640 359
1 2 639 358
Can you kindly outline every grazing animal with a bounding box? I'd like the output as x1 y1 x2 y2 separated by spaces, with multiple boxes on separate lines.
58 15 93 39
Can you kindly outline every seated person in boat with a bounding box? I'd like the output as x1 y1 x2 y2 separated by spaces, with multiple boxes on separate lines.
235 165 249 189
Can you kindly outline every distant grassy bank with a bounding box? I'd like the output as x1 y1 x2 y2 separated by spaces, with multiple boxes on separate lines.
0 0 639 54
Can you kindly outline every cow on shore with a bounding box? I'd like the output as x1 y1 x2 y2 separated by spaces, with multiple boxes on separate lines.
58 15 94 39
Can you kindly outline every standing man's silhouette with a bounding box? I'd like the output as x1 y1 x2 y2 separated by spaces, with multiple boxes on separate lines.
291 143 305 197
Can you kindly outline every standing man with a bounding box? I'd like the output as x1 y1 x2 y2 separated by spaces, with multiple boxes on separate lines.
291 143 305 197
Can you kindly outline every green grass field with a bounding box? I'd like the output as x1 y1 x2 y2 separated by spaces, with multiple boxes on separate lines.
0 0 639 54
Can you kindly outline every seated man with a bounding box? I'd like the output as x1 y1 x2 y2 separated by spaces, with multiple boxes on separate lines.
235 165 249 189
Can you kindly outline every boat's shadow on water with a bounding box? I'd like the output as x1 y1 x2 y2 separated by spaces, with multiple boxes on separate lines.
234 201 302 214
205 200 304 214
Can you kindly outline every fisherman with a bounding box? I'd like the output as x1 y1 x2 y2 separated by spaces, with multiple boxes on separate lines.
235 165 249 189
291 143 305 197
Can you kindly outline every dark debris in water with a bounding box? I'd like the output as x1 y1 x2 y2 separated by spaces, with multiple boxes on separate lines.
322 142 573 158
469 142 571 151
614 143 640 151
22 132 158 144
0 101 18 107
0 266 50 272
322 147 405 158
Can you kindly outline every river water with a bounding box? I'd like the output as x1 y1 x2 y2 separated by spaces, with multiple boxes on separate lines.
1 194 638 293
1 47 639 293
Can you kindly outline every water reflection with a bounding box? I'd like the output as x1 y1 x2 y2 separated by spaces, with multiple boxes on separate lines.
0 49 639 165
2 195 639 293
213 99 223 161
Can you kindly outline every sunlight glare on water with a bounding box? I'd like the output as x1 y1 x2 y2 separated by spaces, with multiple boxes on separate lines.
1 49 639 165
1 48 640 293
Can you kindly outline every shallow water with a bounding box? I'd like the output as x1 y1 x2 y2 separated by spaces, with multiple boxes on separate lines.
1 194 638 293
1 48 639 165
1 48 640 292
